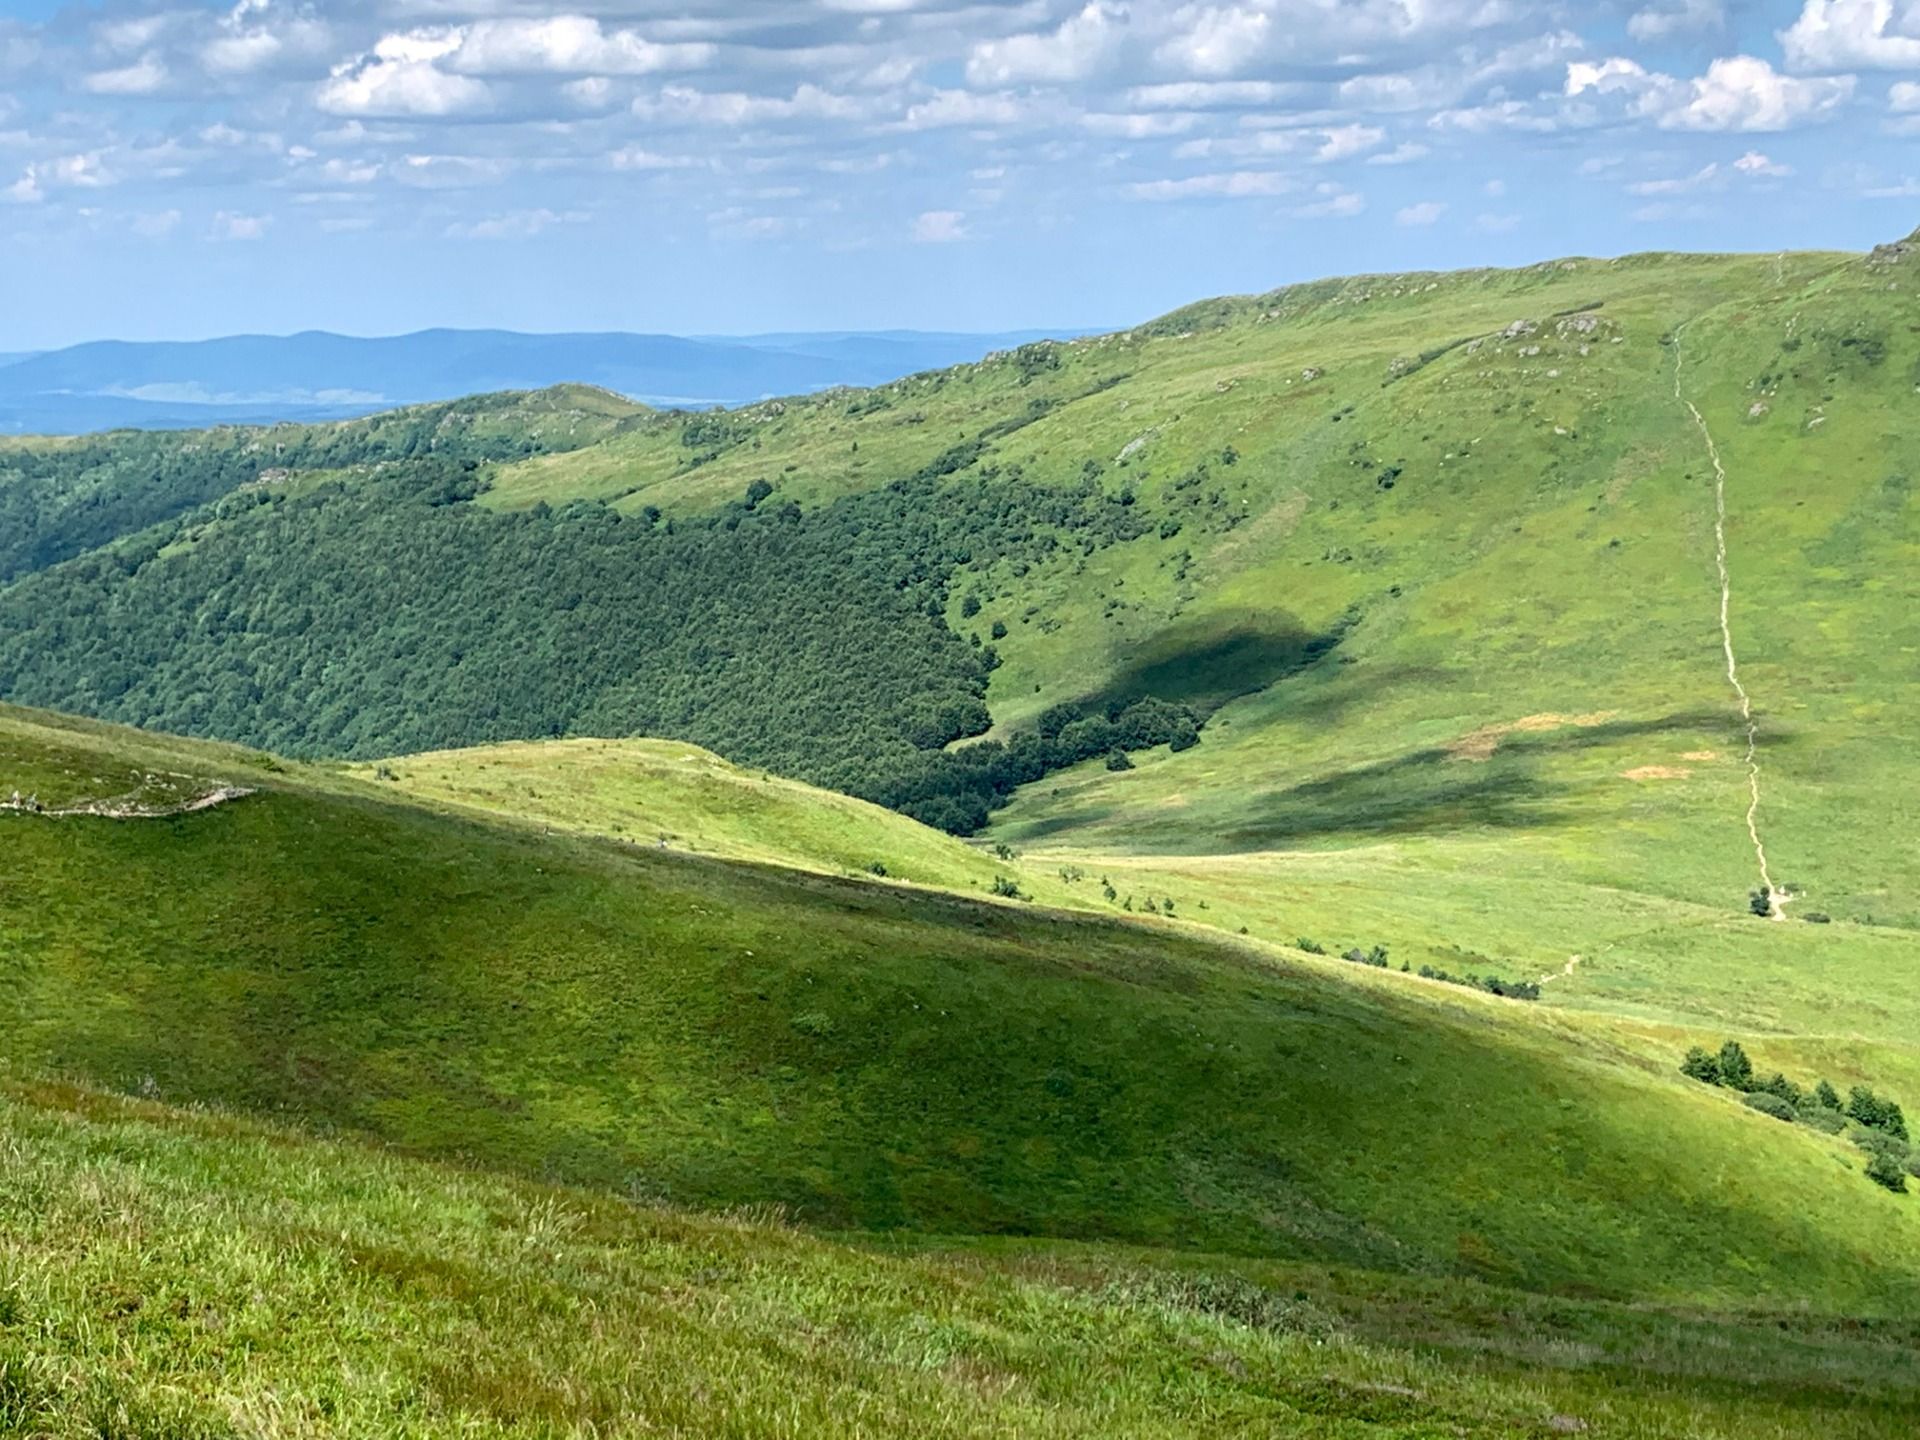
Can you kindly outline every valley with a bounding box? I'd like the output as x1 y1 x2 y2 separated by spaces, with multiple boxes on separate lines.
2 238 1918 1433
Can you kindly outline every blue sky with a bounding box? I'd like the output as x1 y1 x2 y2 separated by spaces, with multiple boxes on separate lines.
2 1 1917 348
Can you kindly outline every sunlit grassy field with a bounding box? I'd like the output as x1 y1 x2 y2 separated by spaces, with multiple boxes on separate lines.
4 241 1918 1431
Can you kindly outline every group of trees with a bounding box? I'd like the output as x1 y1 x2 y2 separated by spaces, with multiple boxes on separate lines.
0 395 600 585
1682 1041 1915 1191
1291 936 1541 1002
0 439 1192 832
1414 964 1541 1002
869 694 1202 833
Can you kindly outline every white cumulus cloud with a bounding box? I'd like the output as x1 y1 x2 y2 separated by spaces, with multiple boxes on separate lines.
84 54 167 95
442 16 714 77
967 2 1125 87
318 33 491 118
1780 0 1920 72
911 208 967 242
1125 169 1291 200
1628 0 1724 42
1659 55 1853 131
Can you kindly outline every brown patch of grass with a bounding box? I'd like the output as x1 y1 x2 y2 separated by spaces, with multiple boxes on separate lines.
1445 712 1617 762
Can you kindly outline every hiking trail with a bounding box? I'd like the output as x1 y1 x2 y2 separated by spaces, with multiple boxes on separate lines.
1673 322 1785 919
2 784 255 821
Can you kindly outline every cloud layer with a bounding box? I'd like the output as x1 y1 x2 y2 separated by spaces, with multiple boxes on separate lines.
3 2 1913 342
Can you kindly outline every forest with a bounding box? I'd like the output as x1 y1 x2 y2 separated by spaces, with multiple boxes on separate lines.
0 441 1210 831
0 394 598 586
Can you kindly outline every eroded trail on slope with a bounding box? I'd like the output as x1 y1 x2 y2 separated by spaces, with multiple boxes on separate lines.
1673 325 1785 918
2 785 254 821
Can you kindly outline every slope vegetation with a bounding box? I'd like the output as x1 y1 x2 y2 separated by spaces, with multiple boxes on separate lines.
5 702 1920 1318
10 1075 1919 1438
354 735 1012 890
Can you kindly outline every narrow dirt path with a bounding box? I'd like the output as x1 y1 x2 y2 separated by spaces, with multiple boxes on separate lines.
2 785 254 820
1537 954 1582 987
1673 323 1785 919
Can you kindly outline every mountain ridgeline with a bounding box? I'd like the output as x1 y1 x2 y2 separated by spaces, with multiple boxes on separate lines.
6 241 1920 1434
0 240 1914 854
0 372 1250 831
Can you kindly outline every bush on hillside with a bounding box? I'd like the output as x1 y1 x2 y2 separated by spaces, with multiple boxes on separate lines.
1717 1041 1755 1091
1681 1047 1721 1084
1848 1086 1908 1141
1416 964 1540 1002
1866 1149 1909 1193
1756 1071 1804 1109
1105 749 1134 772
1801 1106 1848 1135
1743 1092 1798 1123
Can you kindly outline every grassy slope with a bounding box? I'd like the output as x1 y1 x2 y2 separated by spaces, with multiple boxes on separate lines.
350 737 1012 892
9 1078 1918 1439
6 703 1920 1319
475 246 1920 1102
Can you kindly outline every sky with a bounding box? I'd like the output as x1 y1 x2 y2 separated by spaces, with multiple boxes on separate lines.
1 0 1917 349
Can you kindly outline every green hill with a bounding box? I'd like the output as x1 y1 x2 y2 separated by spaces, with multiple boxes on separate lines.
11 1075 1918 1439
5 702 1920 1316
1 244 1910 1066
3 241 1920 1428
350 736 1012 891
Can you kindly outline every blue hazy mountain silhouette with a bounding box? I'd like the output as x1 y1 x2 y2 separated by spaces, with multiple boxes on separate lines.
0 327 1086 435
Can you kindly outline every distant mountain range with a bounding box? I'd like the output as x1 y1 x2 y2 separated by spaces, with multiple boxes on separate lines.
0 327 1087 435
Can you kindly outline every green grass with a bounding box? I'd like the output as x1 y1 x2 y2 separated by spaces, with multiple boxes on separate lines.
6 702 1920 1318
8 1076 1918 1438
350 736 1014 892
4 240 1920 1429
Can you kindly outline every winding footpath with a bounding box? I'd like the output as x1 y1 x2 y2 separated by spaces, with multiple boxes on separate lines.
1673 323 1784 918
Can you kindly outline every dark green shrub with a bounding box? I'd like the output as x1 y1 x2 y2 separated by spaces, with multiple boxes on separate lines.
1680 1047 1721 1084
1848 1086 1909 1141
1802 1106 1847 1135
1848 1125 1909 1163
1105 749 1134 772
1815 1079 1842 1110
990 874 1023 899
1297 938 1326 955
1717 1041 1755 1091
1743 1092 1798 1123
1866 1149 1909 1193
1757 1071 1804 1109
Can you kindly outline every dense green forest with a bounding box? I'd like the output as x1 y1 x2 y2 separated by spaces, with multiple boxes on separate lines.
0 390 629 585
0 444 1219 829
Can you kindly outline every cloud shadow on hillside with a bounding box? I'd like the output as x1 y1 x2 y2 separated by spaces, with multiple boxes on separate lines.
1215 709 1755 850
1010 708 1760 850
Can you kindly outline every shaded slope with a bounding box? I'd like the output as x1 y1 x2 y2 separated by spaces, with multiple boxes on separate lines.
8 1077 1917 1438
5 704 1920 1312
